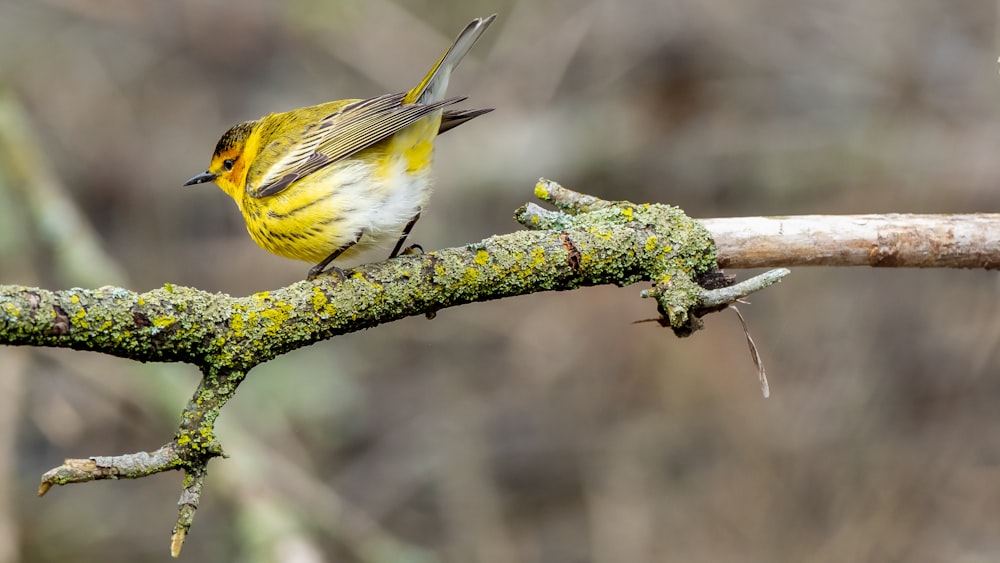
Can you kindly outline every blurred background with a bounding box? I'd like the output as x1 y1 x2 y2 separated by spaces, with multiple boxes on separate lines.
1 0 999 561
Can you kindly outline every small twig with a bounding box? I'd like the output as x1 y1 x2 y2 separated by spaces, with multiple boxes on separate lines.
697 268 791 308
533 178 611 213
38 444 182 496
172 464 209 558
515 202 567 230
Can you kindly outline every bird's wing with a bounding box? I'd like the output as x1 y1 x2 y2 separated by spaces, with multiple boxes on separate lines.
247 93 462 199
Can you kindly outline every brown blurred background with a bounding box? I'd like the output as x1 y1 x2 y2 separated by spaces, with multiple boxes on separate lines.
1 0 1000 561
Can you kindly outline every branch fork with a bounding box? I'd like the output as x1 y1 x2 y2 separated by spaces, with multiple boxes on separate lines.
15 179 779 556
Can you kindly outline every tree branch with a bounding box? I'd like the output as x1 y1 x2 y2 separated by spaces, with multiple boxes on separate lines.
702 214 1000 269
10 179 732 555
13 180 1000 556
1 188 716 367
14 179 994 556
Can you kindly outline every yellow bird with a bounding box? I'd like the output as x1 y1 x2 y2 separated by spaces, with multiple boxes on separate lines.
185 15 495 279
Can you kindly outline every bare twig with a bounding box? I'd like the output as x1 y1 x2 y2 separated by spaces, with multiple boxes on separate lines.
696 269 791 308
38 444 182 497
701 215 1000 269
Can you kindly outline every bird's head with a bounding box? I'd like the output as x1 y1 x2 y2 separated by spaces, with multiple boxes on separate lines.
184 120 258 200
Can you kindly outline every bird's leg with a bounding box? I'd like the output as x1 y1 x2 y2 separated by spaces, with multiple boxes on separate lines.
307 232 362 281
388 211 421 259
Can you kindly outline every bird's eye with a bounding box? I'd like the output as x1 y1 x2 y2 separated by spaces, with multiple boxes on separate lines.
223 159 235 171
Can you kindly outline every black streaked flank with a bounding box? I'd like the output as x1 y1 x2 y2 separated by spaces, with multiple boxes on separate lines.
314 216 343 226
265 196 325 220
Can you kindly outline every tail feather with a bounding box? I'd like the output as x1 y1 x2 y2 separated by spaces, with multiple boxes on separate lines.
438 108 494 134
405 14 496 105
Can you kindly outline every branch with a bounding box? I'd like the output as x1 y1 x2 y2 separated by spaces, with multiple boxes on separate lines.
1 185 718 368
9 179 735 556
702 214 1000 269
10 178 998 556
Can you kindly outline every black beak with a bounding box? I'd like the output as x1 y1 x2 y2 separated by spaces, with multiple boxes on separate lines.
184 171 217 186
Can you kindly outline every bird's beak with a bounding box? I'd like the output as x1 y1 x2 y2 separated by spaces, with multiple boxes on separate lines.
184 171 217 186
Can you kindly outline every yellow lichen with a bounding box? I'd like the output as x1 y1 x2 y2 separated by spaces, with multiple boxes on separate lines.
531 247 546 268
258 303 292 335
229 313 245 335
534 180 550 200
474 249 490 266
588 227 613 240
462 267 480 284
310 286 337 317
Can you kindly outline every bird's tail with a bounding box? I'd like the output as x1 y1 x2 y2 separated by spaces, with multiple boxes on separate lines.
404 14 496 105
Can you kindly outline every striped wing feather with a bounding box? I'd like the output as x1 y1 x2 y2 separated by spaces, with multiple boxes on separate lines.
248 93 463 198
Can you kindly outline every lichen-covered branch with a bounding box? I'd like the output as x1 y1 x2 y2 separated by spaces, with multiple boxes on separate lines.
0 183 718 373
8 173 998 557
5 180 729 556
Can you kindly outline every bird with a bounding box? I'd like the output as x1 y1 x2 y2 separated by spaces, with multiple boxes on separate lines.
185 15 496 280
